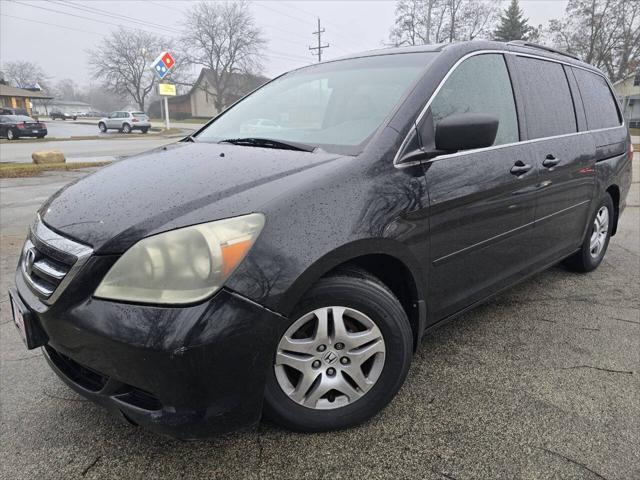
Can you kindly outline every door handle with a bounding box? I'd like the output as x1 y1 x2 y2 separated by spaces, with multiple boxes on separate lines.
510 161 532 176
542 154 560 168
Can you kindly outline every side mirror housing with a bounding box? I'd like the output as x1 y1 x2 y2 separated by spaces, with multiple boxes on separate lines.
435 113 499 152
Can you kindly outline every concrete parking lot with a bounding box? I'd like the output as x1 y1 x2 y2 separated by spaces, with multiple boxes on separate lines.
0 153 638 479
0 136 180 164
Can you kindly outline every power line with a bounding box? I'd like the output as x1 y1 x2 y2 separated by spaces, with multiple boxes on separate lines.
145 0 183 14
309 18 329 63
269 1 372 52
10 0 168 35
52 0 182 33
0 12 104 36
1 13 309 66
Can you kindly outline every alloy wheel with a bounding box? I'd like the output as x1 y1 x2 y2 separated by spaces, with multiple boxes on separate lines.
274 306 386 410
589 206 609 258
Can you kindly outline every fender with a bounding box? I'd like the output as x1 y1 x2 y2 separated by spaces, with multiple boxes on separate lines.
275 237 427 318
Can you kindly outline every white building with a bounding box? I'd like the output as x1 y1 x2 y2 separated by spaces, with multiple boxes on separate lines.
33 99 93 115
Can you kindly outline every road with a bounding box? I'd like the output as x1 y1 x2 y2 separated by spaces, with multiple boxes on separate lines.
0 153 638 479
41 120 100 138
0 136 180 163
39 119 204 139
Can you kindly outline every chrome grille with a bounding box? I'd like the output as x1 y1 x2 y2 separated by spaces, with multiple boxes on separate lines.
20 216 93 304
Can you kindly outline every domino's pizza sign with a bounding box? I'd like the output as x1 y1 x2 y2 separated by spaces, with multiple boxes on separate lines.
152 51 175 80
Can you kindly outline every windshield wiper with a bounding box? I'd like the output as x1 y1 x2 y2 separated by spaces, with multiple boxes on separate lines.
219 137 316 152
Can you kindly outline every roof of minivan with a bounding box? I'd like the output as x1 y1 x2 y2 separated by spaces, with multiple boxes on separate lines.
334 40 601 75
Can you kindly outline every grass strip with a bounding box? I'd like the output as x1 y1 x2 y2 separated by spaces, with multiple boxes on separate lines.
0 162 111 178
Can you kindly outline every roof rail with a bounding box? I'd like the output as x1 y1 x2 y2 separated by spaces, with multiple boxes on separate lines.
507 41 580 61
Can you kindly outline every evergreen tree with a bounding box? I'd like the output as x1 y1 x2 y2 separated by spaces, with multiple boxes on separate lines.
493 0 533 41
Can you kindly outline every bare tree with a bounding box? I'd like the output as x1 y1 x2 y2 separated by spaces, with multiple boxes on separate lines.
180 0 266 112
2 61 50 90
389 0 448 46
389 0 497 46
54 78 82 101
547 0 640 81
88 28 175 111
455 0 499 41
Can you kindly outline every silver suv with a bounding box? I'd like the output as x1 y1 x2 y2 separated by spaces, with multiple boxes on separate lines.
98 111 151 134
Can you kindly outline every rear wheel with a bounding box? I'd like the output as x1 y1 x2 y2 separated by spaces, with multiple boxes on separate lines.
141 127 149 134
98 122 107 133
122 123 131 134
564 194 614 272
263 269 413 432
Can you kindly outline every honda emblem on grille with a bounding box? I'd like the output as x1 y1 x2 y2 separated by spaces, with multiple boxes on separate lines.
24 248 36 276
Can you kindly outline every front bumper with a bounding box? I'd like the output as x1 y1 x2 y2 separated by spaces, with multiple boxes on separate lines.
14 260 284 439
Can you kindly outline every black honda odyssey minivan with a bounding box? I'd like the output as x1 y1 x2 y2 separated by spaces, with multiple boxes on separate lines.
9 41 632 439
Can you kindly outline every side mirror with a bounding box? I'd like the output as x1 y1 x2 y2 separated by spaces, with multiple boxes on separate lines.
435 113 499 152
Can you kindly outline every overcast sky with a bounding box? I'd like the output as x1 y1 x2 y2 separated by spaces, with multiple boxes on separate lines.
0 0 569 86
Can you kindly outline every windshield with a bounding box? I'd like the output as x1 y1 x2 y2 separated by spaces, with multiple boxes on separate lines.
195 53 436 154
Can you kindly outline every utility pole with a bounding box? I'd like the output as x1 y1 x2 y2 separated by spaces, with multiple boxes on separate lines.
309 17 329 62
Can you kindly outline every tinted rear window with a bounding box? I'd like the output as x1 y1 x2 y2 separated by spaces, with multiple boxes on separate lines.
16 116 36 122
515 57 576 139
132 112 147 117
572 68 621 130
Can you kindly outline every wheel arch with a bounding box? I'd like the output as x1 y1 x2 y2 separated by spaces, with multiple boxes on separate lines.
606 184 620 235
278 239 427 350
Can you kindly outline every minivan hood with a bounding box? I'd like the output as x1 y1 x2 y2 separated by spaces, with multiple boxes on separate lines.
41 142 343 253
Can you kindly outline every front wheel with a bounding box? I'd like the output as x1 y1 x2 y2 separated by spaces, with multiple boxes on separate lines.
564 194 614 272
7 129 16 140
98 122 107 133
263 268 413 432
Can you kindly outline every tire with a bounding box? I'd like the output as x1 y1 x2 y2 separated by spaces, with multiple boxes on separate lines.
564 194 614 272
7 129 16 140
263 268 413 432
36 135 45 139
122 123 131 134
72 116 77 121
141 127 149 134
98 122 107 133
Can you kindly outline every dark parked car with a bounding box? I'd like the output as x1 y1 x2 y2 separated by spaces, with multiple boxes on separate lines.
0 115 47 140
50 110 77 121
9 41 632 439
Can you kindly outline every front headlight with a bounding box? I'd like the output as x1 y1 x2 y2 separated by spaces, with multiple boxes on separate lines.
94 213 265 304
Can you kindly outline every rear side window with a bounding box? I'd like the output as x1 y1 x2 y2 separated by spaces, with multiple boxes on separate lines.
572 68 621 129
430 53 519 146
515 57 576 139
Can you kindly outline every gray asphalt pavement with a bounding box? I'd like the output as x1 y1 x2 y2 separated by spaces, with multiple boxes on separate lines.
0 154 638 480
40 120 102 138
0 136 180 163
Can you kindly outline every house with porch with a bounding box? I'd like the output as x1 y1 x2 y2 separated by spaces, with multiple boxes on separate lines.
614 71 640 129
0 84 53 115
